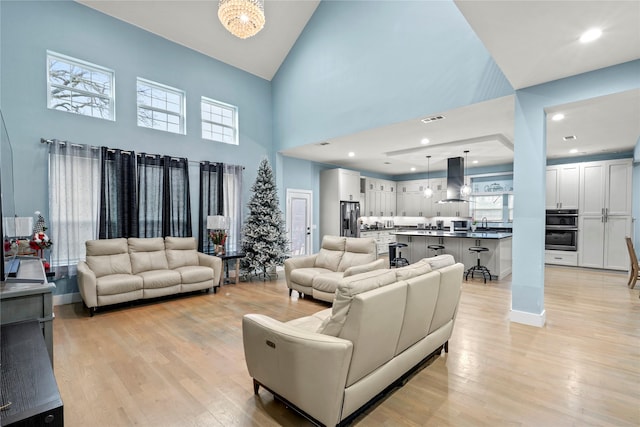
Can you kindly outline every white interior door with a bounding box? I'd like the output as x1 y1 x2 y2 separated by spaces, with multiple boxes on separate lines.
286 189 313 257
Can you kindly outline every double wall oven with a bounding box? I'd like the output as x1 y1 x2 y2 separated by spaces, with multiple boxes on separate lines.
545 209 578 251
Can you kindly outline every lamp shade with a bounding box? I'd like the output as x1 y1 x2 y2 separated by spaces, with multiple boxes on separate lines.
207 215 229 230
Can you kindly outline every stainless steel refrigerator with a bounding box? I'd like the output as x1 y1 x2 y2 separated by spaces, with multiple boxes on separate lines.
340 201 360 238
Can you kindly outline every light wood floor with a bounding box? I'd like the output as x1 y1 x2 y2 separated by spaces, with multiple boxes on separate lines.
53 266 640 426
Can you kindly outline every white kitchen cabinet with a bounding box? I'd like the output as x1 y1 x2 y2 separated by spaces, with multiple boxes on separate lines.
577 158 632 271
580 159 632 216
544 250 578 267
364 177 396 216
578 215 631 270
337 169 361 201
546 164 579 209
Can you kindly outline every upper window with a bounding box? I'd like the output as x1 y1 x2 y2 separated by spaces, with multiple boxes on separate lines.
137 78 185 134
201 97 238 145
47 51 115 120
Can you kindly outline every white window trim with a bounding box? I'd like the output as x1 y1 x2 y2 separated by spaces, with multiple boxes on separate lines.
201 96 239 145
137 77 186 135
46 50 116 121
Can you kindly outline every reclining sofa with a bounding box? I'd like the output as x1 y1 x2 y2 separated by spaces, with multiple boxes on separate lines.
243 255 463 426
77 236 222 315
284 235 385 302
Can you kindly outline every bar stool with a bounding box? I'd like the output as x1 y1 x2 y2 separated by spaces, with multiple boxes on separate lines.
388 242 410 268
465 246 492 283
427 244 445 256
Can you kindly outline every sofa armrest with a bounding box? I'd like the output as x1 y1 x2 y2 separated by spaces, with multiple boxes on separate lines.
77 261 97 309
343 258 386 278
242 313 353 427
284 254 318 287
197 253 223 285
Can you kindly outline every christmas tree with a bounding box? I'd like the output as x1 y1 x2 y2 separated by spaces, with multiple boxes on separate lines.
241 158 288 279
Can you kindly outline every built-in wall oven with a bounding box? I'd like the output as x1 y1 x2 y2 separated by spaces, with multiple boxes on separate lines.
545 209 578 251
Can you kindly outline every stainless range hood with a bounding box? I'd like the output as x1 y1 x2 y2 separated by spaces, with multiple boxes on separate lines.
437 156 468 204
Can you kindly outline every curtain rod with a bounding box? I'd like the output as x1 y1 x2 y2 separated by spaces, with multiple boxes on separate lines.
42 138 244 169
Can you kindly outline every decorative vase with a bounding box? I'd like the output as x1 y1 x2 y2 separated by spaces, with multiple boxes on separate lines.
215 244 225 255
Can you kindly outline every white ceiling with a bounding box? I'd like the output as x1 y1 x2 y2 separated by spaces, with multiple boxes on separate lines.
76 0 320 81
76 0 640 176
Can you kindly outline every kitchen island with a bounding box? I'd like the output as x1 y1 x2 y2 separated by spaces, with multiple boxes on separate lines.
393 229 512 280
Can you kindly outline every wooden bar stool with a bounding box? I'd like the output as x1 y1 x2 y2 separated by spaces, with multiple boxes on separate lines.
465 246 492 283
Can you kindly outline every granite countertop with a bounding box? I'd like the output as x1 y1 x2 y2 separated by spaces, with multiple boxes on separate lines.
392 230 512 239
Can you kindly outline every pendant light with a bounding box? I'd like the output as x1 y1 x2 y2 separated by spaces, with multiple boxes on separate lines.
424 155 434 198
460 150 472 197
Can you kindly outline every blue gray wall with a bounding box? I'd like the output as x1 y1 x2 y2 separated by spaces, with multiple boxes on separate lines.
1 1 272 294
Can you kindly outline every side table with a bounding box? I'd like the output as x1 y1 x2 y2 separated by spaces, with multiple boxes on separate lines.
215 251 246 291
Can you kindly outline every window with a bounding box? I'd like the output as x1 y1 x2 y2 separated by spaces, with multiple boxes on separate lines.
47 51 115 120
201 97 238 144
469 174 514 223
137 78 185 134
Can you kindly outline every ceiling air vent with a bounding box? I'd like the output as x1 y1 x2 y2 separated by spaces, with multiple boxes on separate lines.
421 115 446 124
563 135 577 141
318 141 330 146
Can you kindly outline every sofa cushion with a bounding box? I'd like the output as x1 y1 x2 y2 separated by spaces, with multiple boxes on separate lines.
96 274 143 296
426 254 456 270
175 265 214 284
286 308 332 332
337 238 376 272
136 269 181 289
394 259 432 281
86 238 132 278
317 269 398 337
311 271 345 294
315 249 344 271
128 238 169 274
290 267 334 287
314 236 346 271
165 237 200 269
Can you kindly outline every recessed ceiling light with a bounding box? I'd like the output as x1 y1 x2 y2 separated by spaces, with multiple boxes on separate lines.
472 160 478 164
563 135 577 141
580 28 602 43
551 113 565 121
570 148 578 154
410 167 416 171
348 151 355 157
421 138 430 145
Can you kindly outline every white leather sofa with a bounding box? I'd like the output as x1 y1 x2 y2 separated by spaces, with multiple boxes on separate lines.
243 255 463 426
77 236 222 315
284 235 385 302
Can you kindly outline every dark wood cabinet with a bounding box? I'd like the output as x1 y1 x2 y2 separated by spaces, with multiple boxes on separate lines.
0 321 63 426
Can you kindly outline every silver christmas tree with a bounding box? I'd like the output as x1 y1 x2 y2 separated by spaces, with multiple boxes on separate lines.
241 158 288 279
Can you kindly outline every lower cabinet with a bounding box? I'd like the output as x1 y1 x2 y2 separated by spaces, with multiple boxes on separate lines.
545 250 578 266
361 230 396 255
578 215 631 270
393 235 512 279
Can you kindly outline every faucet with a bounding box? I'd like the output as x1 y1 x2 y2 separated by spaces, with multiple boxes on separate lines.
481 217 488 230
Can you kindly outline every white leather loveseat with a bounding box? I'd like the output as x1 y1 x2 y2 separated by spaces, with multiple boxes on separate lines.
77 236 222 315
243 255 463 426
284 235 385 302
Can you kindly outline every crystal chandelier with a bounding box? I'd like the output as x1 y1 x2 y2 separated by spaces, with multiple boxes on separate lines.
218 0 265 39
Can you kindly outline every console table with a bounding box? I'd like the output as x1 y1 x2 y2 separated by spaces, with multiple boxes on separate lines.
0 321 64 426
1 257 55 364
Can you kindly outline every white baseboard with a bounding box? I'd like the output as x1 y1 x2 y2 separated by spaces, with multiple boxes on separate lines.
509 309 546 327
53 292 82 306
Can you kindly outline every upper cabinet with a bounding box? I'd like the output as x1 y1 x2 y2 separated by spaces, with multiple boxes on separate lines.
580 159 632 216
546 164 579 210
334 169 361 201
363 177 396 216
